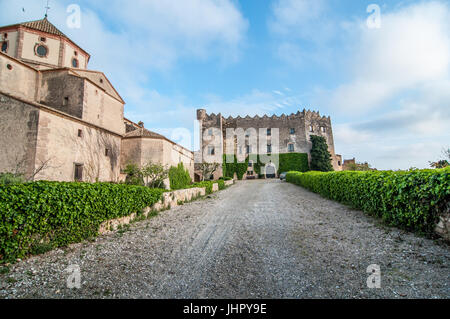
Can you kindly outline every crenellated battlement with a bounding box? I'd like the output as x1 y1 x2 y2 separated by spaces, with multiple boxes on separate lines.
198 108 331 123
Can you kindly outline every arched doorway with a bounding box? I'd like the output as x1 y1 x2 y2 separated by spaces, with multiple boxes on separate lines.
265 163 276 179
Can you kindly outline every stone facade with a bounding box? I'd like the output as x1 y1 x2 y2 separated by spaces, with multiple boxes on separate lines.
197 109 343 179
0 18 193 185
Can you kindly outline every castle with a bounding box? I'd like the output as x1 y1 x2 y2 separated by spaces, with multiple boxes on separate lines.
196 109 343 180
0 17 194 185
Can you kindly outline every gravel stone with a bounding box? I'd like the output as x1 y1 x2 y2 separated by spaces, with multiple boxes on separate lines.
0 180 449 299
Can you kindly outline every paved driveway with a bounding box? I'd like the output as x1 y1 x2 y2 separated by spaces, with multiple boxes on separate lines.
1 180 449 298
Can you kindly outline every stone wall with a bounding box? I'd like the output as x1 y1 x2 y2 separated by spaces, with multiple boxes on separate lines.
0 92 39 178
34 108 122 182
0 53 38 102
98 180 235 235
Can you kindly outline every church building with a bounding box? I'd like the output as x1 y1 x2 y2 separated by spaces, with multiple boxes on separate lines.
0 17 194 185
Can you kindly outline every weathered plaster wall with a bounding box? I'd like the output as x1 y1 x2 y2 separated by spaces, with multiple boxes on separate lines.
0 54 38 101
0 93 39 178
21 31 60 66
34 109 121 182
40 71 84 118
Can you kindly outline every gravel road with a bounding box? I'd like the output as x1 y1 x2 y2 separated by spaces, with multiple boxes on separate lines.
1 179 449 299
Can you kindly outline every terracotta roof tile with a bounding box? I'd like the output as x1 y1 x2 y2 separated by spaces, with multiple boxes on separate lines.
21 17 66 37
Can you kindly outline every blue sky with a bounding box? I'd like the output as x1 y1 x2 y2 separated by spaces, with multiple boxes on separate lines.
1 0 449 170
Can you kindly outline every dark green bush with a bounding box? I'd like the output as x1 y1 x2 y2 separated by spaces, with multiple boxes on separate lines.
0 173 25 186
218 180 226 190
0 182 164 263
286 168 450 237
169 163 192 190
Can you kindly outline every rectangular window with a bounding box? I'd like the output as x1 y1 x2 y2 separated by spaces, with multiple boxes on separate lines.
208 146 215 155
239 146 243 154
288 144 295 152
105 148 110 156
309 125 314 132
321 126 326 133
246 145 252 154
208 128 213 136
63 96 69 106
290 128 295 135
267 144 272 153
77 129 83 138
267 128 272 136
248 162 253 167
247 171 253 176
74 164 83 182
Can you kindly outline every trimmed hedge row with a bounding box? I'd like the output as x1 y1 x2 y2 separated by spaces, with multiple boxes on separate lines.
286 169 450 236
0 182 165 263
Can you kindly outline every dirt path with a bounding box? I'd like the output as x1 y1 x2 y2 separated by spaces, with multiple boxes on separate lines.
1 180 449 299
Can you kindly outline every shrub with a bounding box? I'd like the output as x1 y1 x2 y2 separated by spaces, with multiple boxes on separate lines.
218 179 226 190
190 181 215 195
124 164 144 186
0 182 165 263
142 161 169 189
169 163 192 190
0 173 25 186
310 135 333 172
278 153 309 173
286 168 450 237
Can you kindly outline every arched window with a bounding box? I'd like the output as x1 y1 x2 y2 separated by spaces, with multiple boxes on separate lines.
72 58 79 68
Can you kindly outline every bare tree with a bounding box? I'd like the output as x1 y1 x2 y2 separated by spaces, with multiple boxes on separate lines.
195 162 221 181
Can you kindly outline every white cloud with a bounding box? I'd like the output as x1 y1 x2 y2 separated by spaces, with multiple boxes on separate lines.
329 1 450 112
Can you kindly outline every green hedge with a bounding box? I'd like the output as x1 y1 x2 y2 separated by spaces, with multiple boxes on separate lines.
169 163 192 190
252 153 309 176
286 168 450 237
278 153 310 173
0 182 165 263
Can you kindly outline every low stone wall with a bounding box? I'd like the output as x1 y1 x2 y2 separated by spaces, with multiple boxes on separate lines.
99 187 205 235
435 213 450 241
98 180 236 235
225 180 234 187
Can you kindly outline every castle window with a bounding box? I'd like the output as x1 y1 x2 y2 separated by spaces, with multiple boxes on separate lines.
63 96 69 106
105 148 110 156
239 146 243 154
74 164 84 182
77 129 83 138
208 146 215 156
1 41 7 53
338 161 342 166
288 144 295 152
267 144 272 153
74 51 78 56
309 125 314 132
40 37 46 42
3 33 7 39
267 128 272 136
321 126 326 133
248 161 253 167
207 128 213 136
99 78 104 84
246 145 252 154
35 44 48 57
72 58 79 68
290 128 295 135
